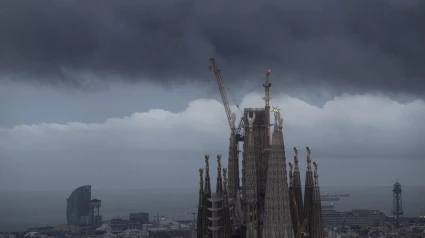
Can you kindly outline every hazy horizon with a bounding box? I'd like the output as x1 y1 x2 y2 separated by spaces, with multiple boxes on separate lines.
3 185 423 193
1 186 425 232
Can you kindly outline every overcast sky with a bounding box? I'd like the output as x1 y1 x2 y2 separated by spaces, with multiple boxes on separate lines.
1 0 425 191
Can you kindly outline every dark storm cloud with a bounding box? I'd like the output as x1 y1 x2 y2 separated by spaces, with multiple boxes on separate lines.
0 0 424 94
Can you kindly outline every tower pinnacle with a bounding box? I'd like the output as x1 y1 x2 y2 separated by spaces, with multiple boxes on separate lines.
263 108 294 238
263 70 271 152
244 111 259 238
197 166 208 238
216 155 223 195
306 147 312 172
313 162 319 187
311 162 325 238
292 147 304 237
205 155 212 196
199 169 204 205
294 147 300 171
303 147 314 237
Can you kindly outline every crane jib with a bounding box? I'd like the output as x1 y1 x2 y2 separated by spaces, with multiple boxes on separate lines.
210 57 234 129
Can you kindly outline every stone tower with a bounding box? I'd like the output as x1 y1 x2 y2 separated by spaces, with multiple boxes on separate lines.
207 155 224 238
303 147 314 237
288 163 298 237
310 162 324 238
197 63 334 238
292 147 304 237
244 112 259 238
221 168 233 238
262 112 295 238
197 155 234 238
227 112 239 223
216 155 223 196
205 155 212 198
197 168 207 238
204 155 212 238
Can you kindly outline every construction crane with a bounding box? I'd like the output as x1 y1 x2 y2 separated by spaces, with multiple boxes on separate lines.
263 70 271 151
209 57 233 127
209 57 245 142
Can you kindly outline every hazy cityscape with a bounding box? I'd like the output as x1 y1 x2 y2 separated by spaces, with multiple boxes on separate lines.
0 186 423 231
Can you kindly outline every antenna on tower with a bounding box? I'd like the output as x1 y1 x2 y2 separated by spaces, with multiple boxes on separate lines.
263 70 271 151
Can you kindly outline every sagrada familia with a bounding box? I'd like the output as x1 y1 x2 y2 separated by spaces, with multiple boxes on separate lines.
196 67 325 238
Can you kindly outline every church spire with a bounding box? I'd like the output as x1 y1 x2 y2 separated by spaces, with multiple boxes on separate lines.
313 162 320 198
244 111 259 238
216 155 223 196
289 162 299 237
205 155 212 196
293 147 304 237
196 168 207 238
303 147 314 237
310 162 325 238
263 111 295 238
223 168 229 206
221 168 233 238
199 169 204 206
289 162 294 187
204 155 212 238
227 112 239 223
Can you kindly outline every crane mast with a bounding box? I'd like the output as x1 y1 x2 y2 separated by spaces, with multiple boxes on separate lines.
210 57 233 127
263 70 271 151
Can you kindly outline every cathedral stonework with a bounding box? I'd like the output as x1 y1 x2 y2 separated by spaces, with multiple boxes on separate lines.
196 73 324 238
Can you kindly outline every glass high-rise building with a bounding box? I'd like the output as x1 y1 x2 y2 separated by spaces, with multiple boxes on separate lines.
66 185 91 225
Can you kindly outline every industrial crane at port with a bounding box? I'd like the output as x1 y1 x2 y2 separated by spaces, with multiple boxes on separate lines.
209 57 245 142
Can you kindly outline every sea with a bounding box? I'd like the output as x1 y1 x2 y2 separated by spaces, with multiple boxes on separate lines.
1 186 424 232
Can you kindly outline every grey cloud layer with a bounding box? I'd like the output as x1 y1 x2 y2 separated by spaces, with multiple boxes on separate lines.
1 92 424 157
1 92 425 191
1 0 424 94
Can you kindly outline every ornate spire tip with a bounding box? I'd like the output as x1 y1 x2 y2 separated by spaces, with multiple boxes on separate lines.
217 154 222 171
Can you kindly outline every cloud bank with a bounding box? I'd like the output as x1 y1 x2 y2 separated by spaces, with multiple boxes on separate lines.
0 0 424 94
1 93 424 158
